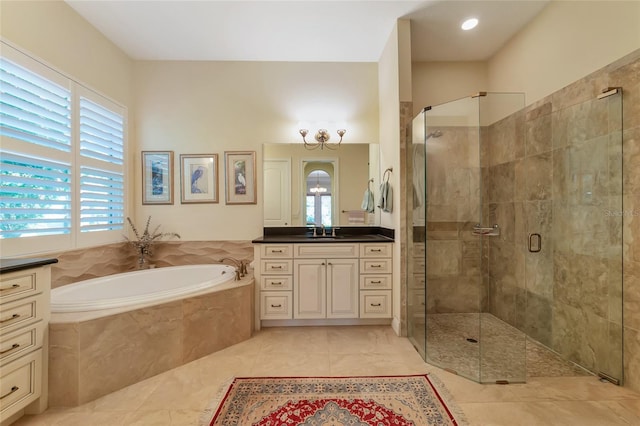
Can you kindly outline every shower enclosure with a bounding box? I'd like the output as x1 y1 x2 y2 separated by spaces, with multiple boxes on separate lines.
407 91 624 384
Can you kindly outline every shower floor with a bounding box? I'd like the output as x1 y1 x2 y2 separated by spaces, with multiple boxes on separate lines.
408 313 591 383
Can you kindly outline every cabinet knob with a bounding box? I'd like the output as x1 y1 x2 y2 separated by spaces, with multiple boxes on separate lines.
0 386 19 400
0 314 20 324
0 284 20 292
0 343 20 355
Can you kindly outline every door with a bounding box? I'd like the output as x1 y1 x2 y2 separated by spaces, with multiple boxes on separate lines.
326 258 358 318
293 259 326 319
264 159 291 227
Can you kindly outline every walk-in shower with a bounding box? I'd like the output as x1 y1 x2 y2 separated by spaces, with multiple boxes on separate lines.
407 91 624 384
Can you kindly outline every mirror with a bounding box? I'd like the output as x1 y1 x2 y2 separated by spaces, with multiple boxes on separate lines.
263 143 379 227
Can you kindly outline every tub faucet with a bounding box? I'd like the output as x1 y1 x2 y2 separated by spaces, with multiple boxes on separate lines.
217 257 248 279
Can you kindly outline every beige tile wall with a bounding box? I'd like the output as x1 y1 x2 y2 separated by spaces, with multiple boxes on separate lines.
49 282 253 406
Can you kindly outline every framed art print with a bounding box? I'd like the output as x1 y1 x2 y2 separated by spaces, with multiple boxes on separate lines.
142 151 174 205
224 151 256 205
180 154 219 203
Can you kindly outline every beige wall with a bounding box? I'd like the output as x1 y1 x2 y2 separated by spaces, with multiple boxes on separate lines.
488 0 640 104
411 62 488 116
133 61 379 241
0 0 132 107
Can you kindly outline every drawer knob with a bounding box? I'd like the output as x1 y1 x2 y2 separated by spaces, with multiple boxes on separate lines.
1 386 19 400
370 280 382 284
0 343 20 355
271 282 283 286
370 264 382 268
371 249 382 252
270 265 283 269
271 249 283 253
270 304 282 308
0 313 20 324
371 303 382 307
0 284 20 292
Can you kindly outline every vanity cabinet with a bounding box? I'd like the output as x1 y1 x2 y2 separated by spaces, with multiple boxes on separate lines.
255 240 392 325
0 263 52 425
293 258 358 319
359 243 393 318
259 244 294 320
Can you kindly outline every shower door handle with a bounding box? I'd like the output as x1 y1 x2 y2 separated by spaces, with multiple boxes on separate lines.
528 233 541 253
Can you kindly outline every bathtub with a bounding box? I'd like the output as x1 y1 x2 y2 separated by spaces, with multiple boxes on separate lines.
51 264 237 313
48 264 254 407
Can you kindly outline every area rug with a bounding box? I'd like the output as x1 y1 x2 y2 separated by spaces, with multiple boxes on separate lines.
202 374 466 425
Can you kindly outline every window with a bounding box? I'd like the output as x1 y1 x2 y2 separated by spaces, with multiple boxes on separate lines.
0 46 127 255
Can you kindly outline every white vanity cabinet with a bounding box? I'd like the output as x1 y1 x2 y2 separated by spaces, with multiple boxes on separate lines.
258 244 294 320
293 257 358 319
359 243 393 318
0 262 53 426
254 240 392 326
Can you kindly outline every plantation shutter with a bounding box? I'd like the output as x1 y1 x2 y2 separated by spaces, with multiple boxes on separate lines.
79 96 125 233
0 57 71 151
0 56 72 239
0 152 72 238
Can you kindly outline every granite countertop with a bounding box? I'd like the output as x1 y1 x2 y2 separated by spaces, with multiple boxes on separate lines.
0 257 59 274
252 226 394 244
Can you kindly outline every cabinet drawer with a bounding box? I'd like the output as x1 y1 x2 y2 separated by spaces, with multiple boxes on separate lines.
0 271 40 304
0 297 41 335
261 276 293 291
0 349 42 419
294 244 358 258
359 291 392 318
260 260 293 275
359 275 392 290
359 259 392 274
359 243 392 258
260 292 292 319
0 322 43 366
260 244 293 258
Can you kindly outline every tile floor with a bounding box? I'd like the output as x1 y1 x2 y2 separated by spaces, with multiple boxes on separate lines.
12 326 640 426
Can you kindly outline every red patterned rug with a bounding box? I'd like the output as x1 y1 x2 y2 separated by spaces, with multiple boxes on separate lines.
203 374 465 425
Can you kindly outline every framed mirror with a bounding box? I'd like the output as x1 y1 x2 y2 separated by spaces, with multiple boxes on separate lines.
263 143 379 227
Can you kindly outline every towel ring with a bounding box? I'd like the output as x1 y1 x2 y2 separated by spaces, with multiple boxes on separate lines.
383 167 393 183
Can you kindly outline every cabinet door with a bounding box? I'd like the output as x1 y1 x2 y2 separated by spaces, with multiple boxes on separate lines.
293 260 326 319
326 258 358 319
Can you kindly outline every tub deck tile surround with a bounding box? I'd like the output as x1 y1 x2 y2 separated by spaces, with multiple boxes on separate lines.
48 279 254 407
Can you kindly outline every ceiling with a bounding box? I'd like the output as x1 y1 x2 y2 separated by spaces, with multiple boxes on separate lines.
65 0 550 62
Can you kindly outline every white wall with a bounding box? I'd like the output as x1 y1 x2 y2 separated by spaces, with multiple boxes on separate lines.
133 61 379 241
378 19 412 334
488 0 640 104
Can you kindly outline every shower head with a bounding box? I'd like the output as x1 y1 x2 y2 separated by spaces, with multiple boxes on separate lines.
426 130 443 139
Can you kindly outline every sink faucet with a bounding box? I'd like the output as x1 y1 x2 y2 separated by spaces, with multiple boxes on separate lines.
217 257 248 280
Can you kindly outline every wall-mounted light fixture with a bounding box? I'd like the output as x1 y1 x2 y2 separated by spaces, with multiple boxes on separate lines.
299 128 346 150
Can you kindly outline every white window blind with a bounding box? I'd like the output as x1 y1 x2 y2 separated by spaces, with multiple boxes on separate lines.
79 97 124 165
0 57 71 151
0 46 127 251
78 95 125 233
0 152 72 238
80 167 124 233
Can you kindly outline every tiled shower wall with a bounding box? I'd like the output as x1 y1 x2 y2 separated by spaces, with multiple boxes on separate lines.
49 241 254 288
482 49 639 390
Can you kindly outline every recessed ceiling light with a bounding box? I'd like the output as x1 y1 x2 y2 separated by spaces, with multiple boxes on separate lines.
461 18 479 31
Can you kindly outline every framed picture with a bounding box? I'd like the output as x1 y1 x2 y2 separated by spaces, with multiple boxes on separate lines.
180 154 219 203
224 151 256 205
142 151 174 204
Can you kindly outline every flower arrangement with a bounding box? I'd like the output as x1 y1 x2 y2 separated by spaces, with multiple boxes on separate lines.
124 216 180 268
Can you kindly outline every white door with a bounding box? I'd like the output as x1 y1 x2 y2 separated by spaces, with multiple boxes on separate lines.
293 259 326 319
264 159 291 226
326 258 359 319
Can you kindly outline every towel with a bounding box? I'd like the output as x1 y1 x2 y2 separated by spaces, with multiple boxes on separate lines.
378 181 393 213
361 188 375 213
